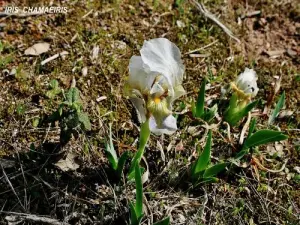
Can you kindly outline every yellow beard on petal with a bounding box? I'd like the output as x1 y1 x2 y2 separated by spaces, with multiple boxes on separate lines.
154 97 161 104
231 82 251 103
147 98 171 126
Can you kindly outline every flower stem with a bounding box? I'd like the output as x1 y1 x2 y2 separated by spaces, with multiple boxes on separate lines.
128 120 150 179
224 93 238 124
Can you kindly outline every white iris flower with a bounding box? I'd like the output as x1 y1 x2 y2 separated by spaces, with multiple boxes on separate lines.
125 38 185 135
224 68 259 126
231 68 259 101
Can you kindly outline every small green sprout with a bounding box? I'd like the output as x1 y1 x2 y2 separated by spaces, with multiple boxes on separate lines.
48 84 91 145
191 130 229 184
192 77 218 122
105 123 128 180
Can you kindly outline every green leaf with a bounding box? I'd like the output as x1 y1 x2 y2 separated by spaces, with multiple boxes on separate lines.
203 104 218 121
72 102 82 112
116 152 128 179
50 79 59 89
248 118 256 139
191 100 197 117
130 202 139 225
202 177 219 183
46 79 61 99
203 163 229 178
58 104 63 116
196 78 206 117
239 100 258 120
268 91 285 125
46 90 55 99
234 149 249 160
225 99 258 126
153 217 170 225
129 120 150 179
134 163 143 219
77 112 91 131
66 87 80 104
32 118 39 127
16 104 26 116
60 129 72 145
105 124 118 170
243 130 288 150
192 130 212 176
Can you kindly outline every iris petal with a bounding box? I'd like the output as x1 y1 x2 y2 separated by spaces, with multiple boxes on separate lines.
128 56 156 93
235 68 259 97
130 97 147 123
149 115 177 135
140 38 185 95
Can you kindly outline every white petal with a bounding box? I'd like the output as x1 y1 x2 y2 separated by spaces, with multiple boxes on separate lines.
173 84 186 100
150 82 165 96
149 115 177 135
130 97 147 123
236 68 259 97
162 114 177 131
140 38 185 93
128 56 156 93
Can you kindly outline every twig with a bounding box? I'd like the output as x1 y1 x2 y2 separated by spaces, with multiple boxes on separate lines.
243 171 271 223
81 9 93 19
189 0 240 43
240 10 261 19
189 53 211 58
30 175 96 205
264 198 299 219
184 40 218 55
41 51 69 66
199 188 208 222
223 122 232 143
3 211 69 225
0 164 26 212
252 157 288 173
239 112 251 145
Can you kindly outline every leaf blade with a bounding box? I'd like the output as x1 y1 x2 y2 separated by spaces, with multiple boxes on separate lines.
195 77 206 117
78 112 91 131
268 91 285 125
244 130 288 149
116 152 128 179
192 130 212 176
203 162 229 178
134 163 143 219
153 217 170 225
105 124 118 170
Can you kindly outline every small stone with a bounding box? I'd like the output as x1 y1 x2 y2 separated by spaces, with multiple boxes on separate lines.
0 23 6 32
294 166 300 174
9 68 17 76
2 69 9 76
82 67 88 76
176 20 185 28
178 214 186 223
286 48 297 57
278 110 293 118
